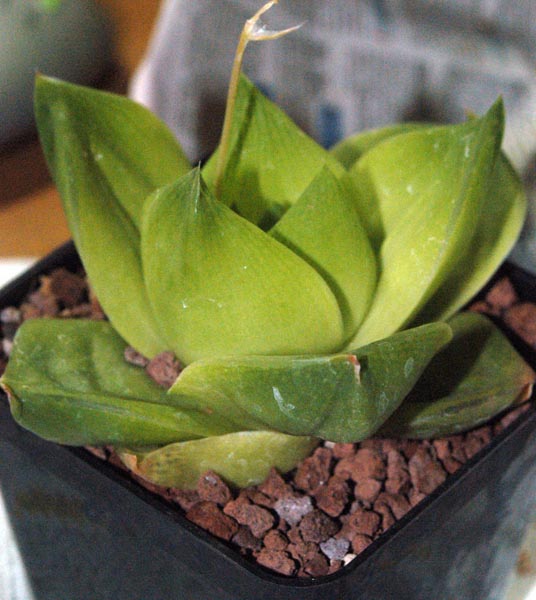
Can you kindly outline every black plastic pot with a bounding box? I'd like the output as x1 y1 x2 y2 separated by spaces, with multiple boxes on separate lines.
1 242 535 600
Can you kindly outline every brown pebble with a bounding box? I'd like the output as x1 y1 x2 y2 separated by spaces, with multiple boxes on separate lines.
287 539 320 563
233 526 263 551
197 471 232 505
375 492 411 520
224 497 274 538
60 303 96 319
20 302 42 321
444 435 466 464
294 447 332 493
315 476 349 517
463 432 486 460
374 502 395 532
408 489 428 507
49 268 87 307
256 549 297 576
27 278 59 316
328 559 344 574
338 508 381 539
469 300 492 314
303 552 329 577
442 456 463 475
471 426 492 445
286 526 304 545
146 351 182 388
263 530 288 551
385 450 411 495
359 439 384 452
88 287 106 320
498 404 531 430
299 509 338 543
258 468 293 499
332 443 356 459
186 501 238 541
408 447 447 494
486 277 518 312
242 487 274 509
335 448 386 482
380 439 400 454
354 478 382 505
432 439 451 462
398 439 422 461
168 488 201 512
351 534 373 554
124 346 150 368
504 303 536 346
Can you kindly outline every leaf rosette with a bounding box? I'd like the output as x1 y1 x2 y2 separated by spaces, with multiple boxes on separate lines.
1 3 533 488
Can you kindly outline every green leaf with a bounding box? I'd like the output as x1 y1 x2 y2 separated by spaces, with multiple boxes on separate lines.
332 118 527 326
0 320 235 446
141 168 345 364
414 155 527 323
349 99 504 347
119 432 319 489
202 75 345 227
379 312 535 438
270 167 377 338
34 76 191 357
330 123 428 169
168 322 452 442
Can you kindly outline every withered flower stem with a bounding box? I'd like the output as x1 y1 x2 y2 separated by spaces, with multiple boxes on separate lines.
214 0 302 200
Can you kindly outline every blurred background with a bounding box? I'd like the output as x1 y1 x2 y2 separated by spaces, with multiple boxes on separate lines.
0 0 162 279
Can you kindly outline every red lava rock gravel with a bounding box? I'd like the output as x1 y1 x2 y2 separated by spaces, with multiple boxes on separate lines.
1 266 535 578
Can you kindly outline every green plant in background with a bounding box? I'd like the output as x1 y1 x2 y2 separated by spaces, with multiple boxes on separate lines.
37 0 63 13
1 1 533 489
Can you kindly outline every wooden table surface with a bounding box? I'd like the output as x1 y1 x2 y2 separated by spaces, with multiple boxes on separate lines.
0 0 162 258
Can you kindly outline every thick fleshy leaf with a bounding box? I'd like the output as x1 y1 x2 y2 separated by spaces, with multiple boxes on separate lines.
349 100 504 347
168 322 452 442
330 123 428 169
415 155 526 323
120 432 319 489
380 313 535 438
35 76 190 226
270 167 377 338
202 75 344 227
142 168 345 364
333 118 527 326
0 320 235 446
34 76 191 356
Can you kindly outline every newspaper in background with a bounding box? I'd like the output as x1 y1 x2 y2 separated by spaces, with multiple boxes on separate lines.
131 0 536 270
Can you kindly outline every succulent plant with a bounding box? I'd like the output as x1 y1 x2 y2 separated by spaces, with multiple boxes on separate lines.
1 2 533 489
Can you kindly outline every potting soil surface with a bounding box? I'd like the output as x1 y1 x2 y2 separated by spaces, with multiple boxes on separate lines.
0 262 535 594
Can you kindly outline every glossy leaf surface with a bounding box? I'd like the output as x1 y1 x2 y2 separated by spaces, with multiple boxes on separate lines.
202 75 344 227
120 432 319 489
168 322 452 442
330 122 427 169
34 76 190 357
349 100 504 347
270 167 377 338
142 169 345 364
332 117 527 326
1 320 235 446
380 313 535 438
414 155 526 323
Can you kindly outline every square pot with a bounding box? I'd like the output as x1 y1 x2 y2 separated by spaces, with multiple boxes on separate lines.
1 242 535 600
